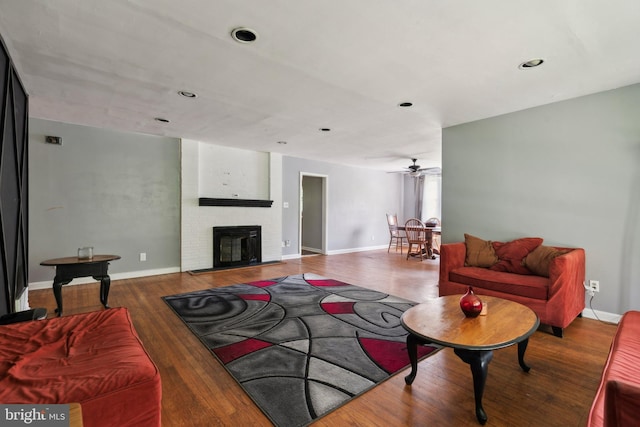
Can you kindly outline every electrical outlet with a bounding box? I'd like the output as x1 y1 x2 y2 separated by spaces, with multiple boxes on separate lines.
589 280 600 293
139 252 147 262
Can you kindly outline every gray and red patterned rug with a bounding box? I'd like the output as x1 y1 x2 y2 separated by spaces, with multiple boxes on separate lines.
162 273 439 427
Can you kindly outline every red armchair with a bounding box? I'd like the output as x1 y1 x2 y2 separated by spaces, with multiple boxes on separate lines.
0 308 161 426
587 311 640 426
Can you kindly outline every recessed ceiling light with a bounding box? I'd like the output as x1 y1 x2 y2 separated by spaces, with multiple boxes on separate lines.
154 117 170 123
519 59 544 69
399 102 413 107
320 128 331 132
231 27 258 43
178 90 197 98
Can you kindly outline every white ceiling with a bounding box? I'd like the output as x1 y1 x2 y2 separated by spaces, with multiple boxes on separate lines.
1 1 639 172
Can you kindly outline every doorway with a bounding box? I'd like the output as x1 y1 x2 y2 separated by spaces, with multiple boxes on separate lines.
300 174 327 256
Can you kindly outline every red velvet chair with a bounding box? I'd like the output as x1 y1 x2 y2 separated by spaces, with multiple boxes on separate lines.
587 311 640 426
0 308 161 426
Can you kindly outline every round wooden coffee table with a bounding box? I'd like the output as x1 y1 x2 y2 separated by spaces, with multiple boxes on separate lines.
401 295 539 424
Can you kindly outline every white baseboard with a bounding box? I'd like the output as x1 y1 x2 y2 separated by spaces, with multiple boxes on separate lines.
327 245 388 255
282 245 387 259
28 267 181 291
581 308 621 324
29 260 623 325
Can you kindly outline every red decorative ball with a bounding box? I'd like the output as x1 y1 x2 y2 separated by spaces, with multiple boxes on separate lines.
460 286 483 318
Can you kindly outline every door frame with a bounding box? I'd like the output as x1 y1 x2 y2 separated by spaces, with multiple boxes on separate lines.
299 173 328 255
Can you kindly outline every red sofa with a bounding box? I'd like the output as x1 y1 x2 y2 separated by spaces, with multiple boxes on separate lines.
588 311 640 427
439 241 585 337
0 308 161 427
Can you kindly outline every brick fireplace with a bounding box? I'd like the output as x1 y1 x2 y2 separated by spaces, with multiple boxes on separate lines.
180 140 282 272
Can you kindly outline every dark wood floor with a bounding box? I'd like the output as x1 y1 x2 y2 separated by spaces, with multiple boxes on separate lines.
28 249 616 427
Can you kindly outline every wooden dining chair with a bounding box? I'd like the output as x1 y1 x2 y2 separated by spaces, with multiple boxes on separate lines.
386 213 406 253
404 218 433 261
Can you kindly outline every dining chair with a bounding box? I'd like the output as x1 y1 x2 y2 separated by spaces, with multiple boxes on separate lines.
386 213 406 253
404 218 433 261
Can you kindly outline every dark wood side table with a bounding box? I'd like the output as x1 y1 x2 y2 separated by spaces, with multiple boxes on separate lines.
401 295 539 425
40 255 121 316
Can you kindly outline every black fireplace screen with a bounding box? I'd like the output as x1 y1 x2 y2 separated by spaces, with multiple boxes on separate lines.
213 226 262 269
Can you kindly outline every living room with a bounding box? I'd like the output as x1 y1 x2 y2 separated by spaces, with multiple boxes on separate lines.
24 82 640 324
1 2 640 426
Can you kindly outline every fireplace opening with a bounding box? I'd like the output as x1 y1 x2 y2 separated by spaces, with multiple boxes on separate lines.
213 226 262 269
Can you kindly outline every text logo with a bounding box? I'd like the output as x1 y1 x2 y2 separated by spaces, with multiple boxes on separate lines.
1 405 69 426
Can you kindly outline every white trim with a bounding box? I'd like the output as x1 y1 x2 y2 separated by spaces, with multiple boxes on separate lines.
28 267 181 290
581 308 622 324
327 245 388 255
299 173 328 256
27 257 625 325
285 245 387 258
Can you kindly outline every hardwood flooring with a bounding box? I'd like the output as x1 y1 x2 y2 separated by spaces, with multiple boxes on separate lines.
27 250 616 427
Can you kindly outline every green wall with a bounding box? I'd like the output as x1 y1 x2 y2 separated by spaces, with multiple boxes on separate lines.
443 83 640 317
29 118 181 282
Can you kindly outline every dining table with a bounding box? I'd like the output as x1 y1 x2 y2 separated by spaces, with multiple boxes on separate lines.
397 225 441 258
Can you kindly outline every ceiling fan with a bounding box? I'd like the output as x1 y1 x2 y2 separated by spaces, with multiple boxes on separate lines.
390 159 441 177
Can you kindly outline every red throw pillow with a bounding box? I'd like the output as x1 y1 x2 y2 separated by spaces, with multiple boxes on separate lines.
489 237 543 275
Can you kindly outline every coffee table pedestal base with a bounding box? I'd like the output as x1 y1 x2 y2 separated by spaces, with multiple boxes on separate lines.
404 334 531 425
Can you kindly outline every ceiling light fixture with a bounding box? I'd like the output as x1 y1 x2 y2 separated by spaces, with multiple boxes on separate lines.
519 59 544 69
231 27 258 43
178 90 197 98
399 102 413 107
277 141 287 145
320 128 331 132
154 117 170 123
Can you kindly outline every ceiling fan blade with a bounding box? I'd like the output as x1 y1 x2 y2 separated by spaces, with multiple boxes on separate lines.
417 167 442 175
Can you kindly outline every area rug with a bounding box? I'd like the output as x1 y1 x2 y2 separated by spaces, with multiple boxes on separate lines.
162 273 439 427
